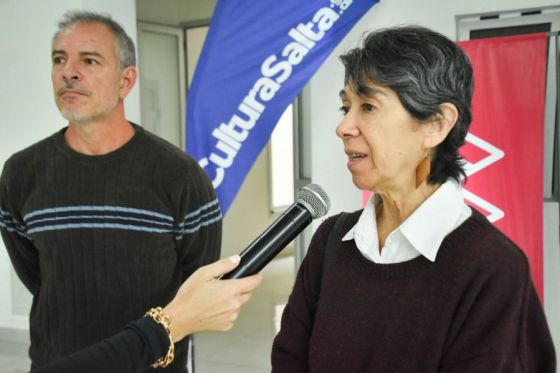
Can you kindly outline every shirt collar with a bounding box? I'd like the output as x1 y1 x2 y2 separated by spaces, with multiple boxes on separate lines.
342 180 467 262
342 193 379 258
398 180 466 261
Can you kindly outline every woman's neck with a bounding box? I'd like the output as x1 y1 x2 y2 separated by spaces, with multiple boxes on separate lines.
375 180 441 248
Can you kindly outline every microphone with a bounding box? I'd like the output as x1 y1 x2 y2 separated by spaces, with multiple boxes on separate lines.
220 184 330 279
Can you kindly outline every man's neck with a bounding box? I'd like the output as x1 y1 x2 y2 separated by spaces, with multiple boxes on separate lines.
64 116 135 156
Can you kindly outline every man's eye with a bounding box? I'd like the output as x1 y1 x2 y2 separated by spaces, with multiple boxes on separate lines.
85 59 98 65
362 103 376 112
339 106 349 115
53 56 65 64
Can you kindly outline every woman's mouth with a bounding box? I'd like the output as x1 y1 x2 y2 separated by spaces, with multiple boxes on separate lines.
348 153 366 161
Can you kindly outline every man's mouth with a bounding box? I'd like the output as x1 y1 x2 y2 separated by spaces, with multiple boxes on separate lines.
61 88 84 95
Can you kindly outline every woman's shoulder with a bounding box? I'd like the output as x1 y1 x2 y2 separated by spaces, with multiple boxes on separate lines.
307 210 362 257
445 207 531 277
315 210 361 239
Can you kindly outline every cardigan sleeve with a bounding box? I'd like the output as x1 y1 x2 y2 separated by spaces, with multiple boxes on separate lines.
33 317 169 373
0 158 40 293
439 248 556 373
271 216 336 373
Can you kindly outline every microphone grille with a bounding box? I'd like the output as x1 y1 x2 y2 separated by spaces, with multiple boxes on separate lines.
297 184 330 219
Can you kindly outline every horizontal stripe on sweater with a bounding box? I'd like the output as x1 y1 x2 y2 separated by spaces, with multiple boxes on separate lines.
0 209 30 239
1 200 221 239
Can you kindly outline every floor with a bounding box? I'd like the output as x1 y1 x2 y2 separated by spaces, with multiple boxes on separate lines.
0 256 295 373
0 337 31 372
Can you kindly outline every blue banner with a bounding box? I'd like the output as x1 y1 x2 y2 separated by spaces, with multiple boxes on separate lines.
186 0 378 214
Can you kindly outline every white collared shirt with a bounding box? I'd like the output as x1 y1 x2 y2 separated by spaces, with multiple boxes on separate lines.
342 180 472 264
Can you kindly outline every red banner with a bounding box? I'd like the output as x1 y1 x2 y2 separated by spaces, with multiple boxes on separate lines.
459 34 548 301
362 33 548 300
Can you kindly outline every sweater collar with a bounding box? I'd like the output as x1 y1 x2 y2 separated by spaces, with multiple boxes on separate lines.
54 122 144 163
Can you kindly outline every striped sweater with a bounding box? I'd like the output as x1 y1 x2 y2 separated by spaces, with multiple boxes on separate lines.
0 124 222 372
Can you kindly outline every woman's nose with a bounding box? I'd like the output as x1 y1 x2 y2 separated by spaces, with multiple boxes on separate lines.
336 111 360 139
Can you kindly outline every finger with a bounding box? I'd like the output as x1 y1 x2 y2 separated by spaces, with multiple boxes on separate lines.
201 255 241 279
238 292 253 306
225 273 263 293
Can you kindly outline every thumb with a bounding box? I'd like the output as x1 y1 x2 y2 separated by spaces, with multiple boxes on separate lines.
202 255 241 279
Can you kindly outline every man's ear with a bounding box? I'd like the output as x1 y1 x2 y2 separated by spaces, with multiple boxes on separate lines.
423 102 458 149
119 66 137 99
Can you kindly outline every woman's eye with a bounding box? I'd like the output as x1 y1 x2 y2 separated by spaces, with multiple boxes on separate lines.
339 106 349 115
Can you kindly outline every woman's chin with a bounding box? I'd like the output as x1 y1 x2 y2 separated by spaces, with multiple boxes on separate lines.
351 176 375 192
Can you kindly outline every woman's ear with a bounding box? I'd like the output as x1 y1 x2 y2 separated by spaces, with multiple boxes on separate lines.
423 102 458 149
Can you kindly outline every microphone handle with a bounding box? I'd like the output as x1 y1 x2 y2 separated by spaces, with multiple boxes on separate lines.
220 203 312 279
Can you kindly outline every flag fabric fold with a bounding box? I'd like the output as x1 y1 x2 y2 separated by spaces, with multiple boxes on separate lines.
187 0 378 214
459 33 548 300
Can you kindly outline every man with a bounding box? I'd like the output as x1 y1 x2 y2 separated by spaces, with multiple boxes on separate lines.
0 11 229 372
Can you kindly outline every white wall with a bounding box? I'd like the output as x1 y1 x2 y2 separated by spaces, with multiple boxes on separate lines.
306 0 560 361
136 0 217 25
0 0 139 330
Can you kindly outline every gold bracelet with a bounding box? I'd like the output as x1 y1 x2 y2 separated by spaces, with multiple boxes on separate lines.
145 307 175 368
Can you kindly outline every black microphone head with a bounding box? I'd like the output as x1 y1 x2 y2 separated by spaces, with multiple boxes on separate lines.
297 184 330 219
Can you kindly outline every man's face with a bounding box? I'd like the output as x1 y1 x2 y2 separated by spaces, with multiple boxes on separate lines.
51 22 124 125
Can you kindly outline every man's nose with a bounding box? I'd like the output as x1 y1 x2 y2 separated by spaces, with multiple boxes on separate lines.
62 59 81 82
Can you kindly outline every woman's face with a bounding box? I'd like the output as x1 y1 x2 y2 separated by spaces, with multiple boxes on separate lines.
336 82 429 193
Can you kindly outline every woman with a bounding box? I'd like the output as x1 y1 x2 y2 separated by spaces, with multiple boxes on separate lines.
271 26 555 372
34 255 262 372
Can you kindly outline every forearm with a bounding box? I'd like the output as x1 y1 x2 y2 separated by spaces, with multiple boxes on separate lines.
271 305 311 373
271 261 318 372
0 230 40 293
33 317 168 373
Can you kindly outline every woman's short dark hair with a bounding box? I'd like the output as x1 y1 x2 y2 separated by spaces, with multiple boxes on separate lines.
340 25 474 184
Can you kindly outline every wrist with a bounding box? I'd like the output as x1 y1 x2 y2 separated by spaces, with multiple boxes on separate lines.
163 303 191 342
145 307 175 368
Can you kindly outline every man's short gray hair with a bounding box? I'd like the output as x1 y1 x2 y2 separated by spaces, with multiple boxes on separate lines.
53 10 136 69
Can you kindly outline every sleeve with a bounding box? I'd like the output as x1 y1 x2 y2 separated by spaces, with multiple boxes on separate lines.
33 317 170 373
0 160 40 293
516 279 557 372
174 161 222 281
271 217 336 373
439 247 556 373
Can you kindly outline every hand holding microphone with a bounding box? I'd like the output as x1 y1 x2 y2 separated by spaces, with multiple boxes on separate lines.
164 255 262 341
220 184 330 279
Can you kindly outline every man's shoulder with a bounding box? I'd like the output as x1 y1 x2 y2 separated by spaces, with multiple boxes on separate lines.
139 127 200 170
2 131 61 177
136 127 215 191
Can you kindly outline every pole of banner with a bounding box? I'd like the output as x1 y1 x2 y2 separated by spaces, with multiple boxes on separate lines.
544 29 560 360
551 31 559 202
542 27 560 370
